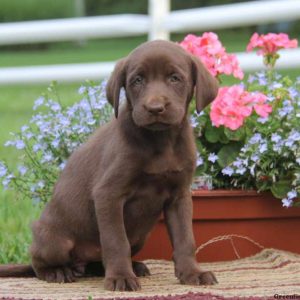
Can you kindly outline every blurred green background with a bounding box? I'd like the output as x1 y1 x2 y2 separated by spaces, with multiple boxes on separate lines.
0 0 299 263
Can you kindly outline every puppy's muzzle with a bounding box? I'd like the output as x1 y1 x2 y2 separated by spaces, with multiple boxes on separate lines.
144 102 166 116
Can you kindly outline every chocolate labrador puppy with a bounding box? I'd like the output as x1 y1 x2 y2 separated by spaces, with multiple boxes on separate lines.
0 40 218 291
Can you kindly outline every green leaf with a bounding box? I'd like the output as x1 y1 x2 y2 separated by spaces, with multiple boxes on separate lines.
218 130 229 144
204 123 226 143
204 124 221 143
271 180 291 199
224 127 245 141
217 143 242 168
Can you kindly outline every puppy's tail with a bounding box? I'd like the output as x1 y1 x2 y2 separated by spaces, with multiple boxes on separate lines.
0 264 35 277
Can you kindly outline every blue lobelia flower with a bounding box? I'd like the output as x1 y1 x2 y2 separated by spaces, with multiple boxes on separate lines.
208 153 218 163
236 167 247 175
2 174 14 189
0 163 7 177
287 189 297 200
282 198 293 208
259 143 267 153
222 166 234 176
190 115 199 128
18 165 28 176
15 140 26 150
248 133 262 145
196 152 204 166
33 96 45 110
271 133 282 143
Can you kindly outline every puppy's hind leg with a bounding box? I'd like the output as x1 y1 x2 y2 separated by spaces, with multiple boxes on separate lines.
30 223 83 283
131 241 150 277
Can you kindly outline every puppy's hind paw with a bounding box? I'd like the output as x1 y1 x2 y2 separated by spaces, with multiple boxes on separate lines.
132 261 150 277
38 266 76 283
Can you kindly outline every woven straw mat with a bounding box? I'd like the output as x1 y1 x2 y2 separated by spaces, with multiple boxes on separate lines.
0 248 299 300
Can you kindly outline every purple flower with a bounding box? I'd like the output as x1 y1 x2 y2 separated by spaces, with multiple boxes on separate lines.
273 140 284 153
50 102 61 112
51 139 60 148
24 131 34 140
247 74 256 83
251 154 260 162
259 143 267 153
41 152 54 163
222 166 234 176
278 106 293 117
257 117 268 124
21 125 29 132
15 140 25 150
271 133 282 143
190 116 199 128
287 190 297 200
2 174 14 189
249 133 262 145
78 86 86 94
0 163 7 177
282 198 293 208
33 97 45 110
33 143 42 153
250 164 256 176
257 72 267 85
288 87 299 99
271 82 283 89
18 165 27 176
236 167 247 175
196 153 204 166
4 140 14 147
60 117 71 127
208 153 218 163
79 99 91 111
288 130 300 142
59 161 67 170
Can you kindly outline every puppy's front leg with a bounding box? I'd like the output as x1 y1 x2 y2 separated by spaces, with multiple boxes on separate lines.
93 179 140 291
164 189 218 286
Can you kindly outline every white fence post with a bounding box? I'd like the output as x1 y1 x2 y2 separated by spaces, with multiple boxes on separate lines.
148 0 170 40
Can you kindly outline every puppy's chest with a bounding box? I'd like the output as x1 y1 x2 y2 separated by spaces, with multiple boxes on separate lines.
125 171 182 221
143 146 186 176
132 148 189 201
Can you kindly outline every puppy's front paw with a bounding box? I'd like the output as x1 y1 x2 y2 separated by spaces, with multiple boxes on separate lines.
104 275 141 291
178 270 218 286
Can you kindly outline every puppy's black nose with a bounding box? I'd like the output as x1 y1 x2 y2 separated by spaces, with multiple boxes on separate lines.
145 103 165 115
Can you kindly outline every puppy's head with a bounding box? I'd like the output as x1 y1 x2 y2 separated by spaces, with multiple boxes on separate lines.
106 40 218 131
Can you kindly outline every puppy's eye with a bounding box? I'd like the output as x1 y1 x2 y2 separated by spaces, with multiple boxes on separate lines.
133 75 144 85
169 74 181 83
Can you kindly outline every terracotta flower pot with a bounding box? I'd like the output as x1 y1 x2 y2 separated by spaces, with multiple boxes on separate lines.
134 190 300 262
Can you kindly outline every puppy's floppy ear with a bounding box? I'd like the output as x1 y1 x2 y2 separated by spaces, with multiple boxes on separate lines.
191 55 219 113
106 58 127 118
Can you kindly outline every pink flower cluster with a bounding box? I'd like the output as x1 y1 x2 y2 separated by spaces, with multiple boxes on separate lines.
180 32 244 79
247 33 298 55
210 85 272 130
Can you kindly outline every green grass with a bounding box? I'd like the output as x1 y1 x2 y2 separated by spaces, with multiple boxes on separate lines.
0 37 146 67
0 33 299 264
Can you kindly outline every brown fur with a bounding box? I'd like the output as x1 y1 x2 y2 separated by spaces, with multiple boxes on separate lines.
0 40 218 291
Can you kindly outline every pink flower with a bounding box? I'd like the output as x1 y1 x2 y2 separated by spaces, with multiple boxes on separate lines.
247 33 298 55
210 86 272 130
180 32 244 79
251 93 273 117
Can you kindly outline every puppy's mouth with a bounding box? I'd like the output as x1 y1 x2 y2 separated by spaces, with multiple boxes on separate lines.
144 122 172 131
